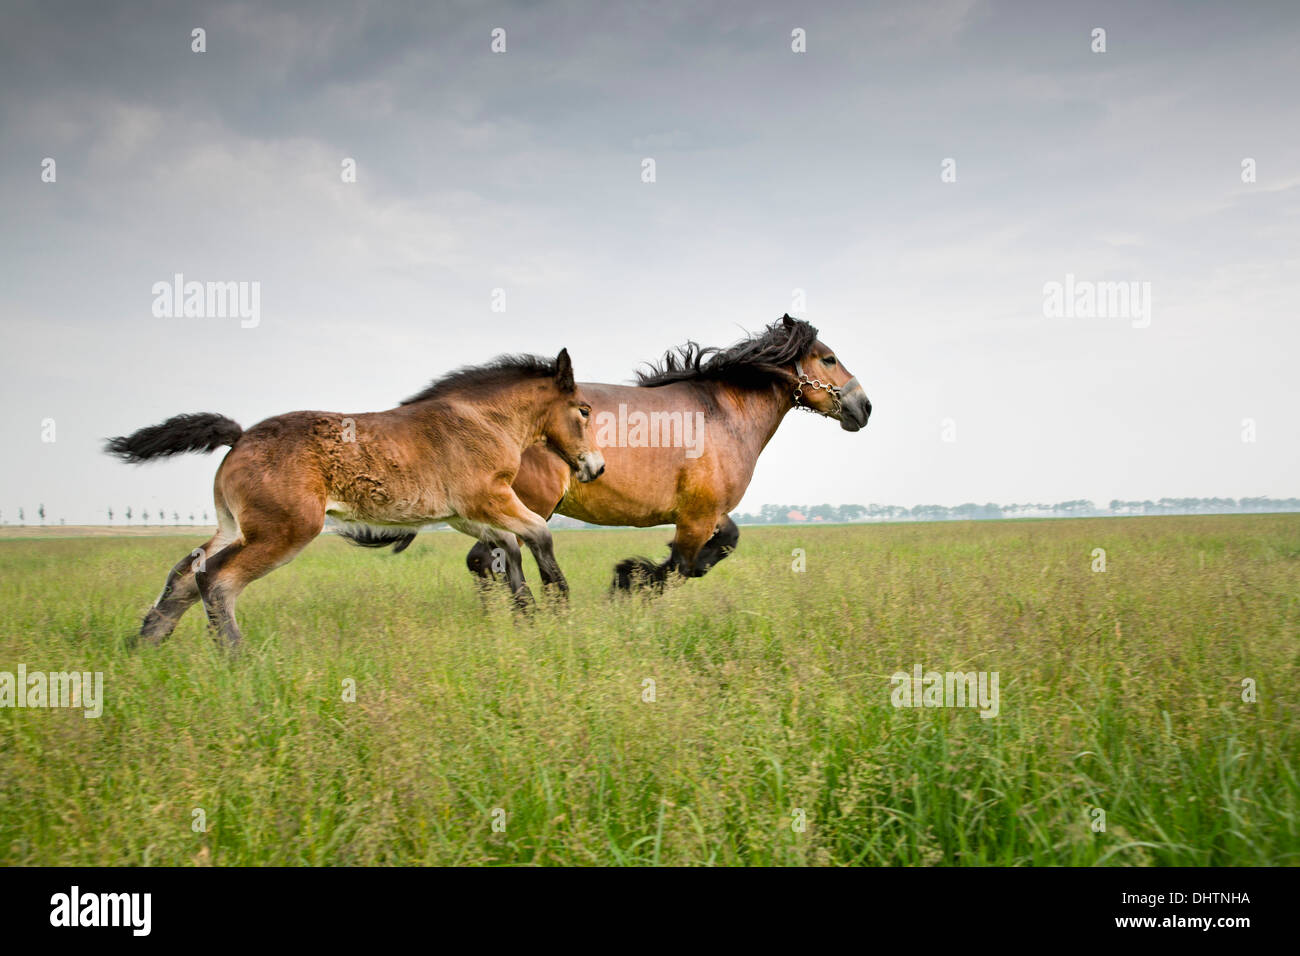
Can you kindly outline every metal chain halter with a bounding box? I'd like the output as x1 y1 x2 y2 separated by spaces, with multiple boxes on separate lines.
791 361 843 418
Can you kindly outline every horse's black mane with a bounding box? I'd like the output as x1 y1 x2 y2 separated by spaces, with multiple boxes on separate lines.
635 316 819 388
401 354 558 405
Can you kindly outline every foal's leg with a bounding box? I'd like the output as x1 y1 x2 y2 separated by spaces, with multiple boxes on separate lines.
194 542 246 647
517 524 567 598
466 487 568 599
481 531 533 604
470 531 567 600
195 517 321 650
136 531 238 646
136 537 214 646
465 450 565 595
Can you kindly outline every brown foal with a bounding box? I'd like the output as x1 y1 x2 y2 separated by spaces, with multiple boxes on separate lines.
465 315 871 591
107 350 604 648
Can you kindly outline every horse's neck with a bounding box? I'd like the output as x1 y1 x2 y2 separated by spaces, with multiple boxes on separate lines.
706 380 792 456
413 380 550 449
497 381 554 446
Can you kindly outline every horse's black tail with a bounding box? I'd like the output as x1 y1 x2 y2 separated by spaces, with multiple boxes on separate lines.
337 526 417 553
104 413 243 463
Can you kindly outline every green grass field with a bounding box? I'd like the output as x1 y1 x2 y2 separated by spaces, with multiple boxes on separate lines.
1 515 1296 866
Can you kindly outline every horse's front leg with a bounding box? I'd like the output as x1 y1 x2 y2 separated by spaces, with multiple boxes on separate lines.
612 512 729 590
664 513 721 579
486 532 533 606
512 517 568 600
465 487 567 602
691 514 740 575
524 530 567 600
451 521 532 607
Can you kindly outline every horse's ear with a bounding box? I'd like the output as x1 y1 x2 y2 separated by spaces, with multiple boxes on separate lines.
554 348 575 392
782 313 795 328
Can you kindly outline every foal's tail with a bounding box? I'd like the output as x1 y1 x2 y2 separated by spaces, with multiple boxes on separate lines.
104 413 243 463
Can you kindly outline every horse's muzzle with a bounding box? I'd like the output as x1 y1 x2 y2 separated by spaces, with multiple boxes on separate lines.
576 450 606 482
839 379 872 432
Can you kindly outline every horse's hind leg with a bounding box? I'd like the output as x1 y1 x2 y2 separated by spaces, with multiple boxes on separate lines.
195 519 320 650
466 539 499 582
136 534 228 646
195 541 246 647
466 536 523 585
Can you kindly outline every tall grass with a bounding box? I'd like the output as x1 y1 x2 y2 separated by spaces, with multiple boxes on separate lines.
1 515 1296 865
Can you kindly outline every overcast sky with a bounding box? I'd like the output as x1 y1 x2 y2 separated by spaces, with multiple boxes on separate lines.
2 0 1297 524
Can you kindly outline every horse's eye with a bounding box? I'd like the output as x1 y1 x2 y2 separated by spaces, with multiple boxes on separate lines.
579 406 590 419
822 355 837 366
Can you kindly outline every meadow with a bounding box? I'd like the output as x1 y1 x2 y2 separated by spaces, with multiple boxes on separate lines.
0 515 1296 866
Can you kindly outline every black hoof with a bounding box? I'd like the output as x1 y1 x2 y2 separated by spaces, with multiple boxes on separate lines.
612 557 670 591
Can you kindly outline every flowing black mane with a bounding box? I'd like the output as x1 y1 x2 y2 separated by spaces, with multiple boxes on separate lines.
401 354 559 405
635 316 819 389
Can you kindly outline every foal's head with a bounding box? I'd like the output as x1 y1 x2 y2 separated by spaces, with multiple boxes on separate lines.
541 348 605 483
780 314 873 431
402 350 605 482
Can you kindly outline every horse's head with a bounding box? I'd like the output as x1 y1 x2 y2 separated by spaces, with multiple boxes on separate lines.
542 348 606 482
782 314 872 431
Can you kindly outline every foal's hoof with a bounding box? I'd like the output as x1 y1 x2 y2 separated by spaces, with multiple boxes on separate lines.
540 582 570 606
511 586 537 612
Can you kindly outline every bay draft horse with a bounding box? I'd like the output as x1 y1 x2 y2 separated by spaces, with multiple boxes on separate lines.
464 315 871 591
106 350 605 649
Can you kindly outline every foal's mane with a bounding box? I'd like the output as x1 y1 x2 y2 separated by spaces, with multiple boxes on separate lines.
401 354 559 406
635 316 819 389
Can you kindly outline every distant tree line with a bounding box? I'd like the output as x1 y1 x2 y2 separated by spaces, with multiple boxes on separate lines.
731 497 1300 525
1 507 209 526
5 498 1297 528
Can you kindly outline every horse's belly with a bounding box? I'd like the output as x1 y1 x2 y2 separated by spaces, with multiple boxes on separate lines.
555 470 678 527
324 495 449 526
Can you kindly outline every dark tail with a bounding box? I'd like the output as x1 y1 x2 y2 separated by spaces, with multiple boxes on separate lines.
104 413 243 463
337 526 417 553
